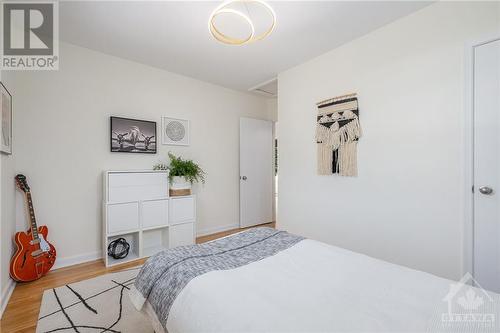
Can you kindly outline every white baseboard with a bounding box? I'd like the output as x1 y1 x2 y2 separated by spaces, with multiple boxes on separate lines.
52 251 102 270
196 223 240 237
0 278 16 318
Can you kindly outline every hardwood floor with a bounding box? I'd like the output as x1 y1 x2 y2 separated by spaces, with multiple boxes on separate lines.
0 222 275 333
196 222 275 243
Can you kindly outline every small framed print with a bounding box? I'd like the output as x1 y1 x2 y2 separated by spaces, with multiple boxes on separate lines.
162 117 190 146
0 82 12 155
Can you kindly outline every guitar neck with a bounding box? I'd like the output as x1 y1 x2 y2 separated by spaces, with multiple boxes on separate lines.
25 192 39 240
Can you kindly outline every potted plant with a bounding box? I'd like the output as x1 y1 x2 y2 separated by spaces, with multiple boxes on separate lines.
154 153 205 196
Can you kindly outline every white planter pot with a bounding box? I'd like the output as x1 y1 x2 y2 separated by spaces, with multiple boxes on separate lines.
171 176 192 190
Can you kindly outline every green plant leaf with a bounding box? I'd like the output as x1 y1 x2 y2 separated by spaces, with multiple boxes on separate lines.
166 152 206 185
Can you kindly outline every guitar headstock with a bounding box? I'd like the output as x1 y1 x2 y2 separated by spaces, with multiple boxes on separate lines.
15 174 30 193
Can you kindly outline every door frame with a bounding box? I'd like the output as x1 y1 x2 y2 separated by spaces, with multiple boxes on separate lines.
463 35 500 277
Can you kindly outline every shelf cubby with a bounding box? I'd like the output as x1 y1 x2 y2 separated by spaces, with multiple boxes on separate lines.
106 231 140 266
142 227 169 257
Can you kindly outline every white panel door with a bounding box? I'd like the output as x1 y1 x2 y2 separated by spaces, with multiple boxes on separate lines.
240 117 273 228
473 39 500 293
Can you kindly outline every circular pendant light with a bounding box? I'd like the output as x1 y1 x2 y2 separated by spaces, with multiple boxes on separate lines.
209 0 276 46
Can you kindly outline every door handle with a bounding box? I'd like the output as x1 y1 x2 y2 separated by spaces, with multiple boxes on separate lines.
241 176 247 181
479 186 494 195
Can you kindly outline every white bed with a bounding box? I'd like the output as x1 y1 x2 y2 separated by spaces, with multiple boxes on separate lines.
131 232 500 333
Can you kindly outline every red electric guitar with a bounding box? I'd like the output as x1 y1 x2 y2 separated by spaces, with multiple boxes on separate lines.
10 174 56 282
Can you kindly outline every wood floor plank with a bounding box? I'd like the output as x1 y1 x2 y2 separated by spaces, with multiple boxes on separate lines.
0 222 275 333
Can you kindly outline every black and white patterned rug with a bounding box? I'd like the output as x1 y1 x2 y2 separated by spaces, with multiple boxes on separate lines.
36 266 153 333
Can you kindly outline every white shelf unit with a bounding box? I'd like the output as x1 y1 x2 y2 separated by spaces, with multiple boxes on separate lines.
103 170 196 267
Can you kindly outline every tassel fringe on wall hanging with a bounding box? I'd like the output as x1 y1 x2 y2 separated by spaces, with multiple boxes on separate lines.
316 93 362 176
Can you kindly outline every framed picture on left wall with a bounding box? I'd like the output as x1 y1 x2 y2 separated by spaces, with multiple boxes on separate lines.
110 116 157 153
0 82 12 154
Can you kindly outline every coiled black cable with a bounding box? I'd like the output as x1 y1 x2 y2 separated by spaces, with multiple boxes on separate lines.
107 238 130 259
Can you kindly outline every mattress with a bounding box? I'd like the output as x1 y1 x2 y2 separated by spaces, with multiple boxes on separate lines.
129 228 500 333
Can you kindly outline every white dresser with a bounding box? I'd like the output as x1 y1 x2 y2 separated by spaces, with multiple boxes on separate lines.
103 170 196 267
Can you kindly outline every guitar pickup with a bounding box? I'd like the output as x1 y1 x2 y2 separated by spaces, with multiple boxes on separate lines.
31 249 44 257
30 239 40 245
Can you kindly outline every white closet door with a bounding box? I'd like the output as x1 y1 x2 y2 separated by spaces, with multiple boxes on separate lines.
240 117 273 228
473 39 500 293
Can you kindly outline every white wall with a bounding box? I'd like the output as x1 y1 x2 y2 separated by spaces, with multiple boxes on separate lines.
266 98 278 122
0 142 15 317
1 67 17 316
278 1 500 280
0 66 3 315
4 42 273 269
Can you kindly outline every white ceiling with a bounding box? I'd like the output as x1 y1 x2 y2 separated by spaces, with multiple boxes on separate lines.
59 1 431 92
251 78 278 97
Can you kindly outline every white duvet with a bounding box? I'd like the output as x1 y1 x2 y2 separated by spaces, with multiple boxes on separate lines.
141 239 499 333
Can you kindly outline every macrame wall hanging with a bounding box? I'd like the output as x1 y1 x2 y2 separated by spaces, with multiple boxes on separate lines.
316 93 362 176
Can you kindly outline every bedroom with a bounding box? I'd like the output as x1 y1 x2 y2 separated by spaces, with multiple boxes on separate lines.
0 1 499 332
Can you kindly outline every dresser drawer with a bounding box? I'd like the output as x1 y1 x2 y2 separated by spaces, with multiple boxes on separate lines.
169 196 196 225
142 199 169 229
107 202 139 234
108 172 168 202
